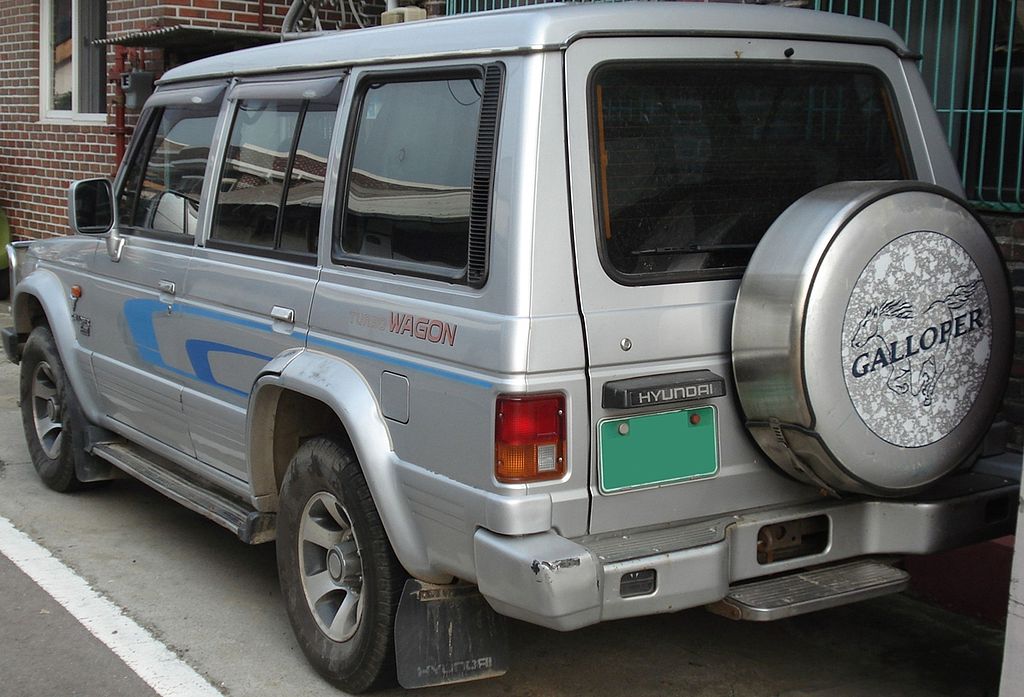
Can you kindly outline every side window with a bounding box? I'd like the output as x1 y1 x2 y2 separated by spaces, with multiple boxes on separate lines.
118 100 222 238
209 88 340 260
336 67 503 286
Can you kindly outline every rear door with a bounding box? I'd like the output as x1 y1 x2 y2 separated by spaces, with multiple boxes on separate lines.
177 75 343 479
564 37 914 532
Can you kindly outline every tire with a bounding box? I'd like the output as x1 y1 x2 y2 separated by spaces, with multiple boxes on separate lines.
733 181 1012 496
19 325 93 492
277 437 407 694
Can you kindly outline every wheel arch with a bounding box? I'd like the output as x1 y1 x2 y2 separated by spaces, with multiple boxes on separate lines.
247 349 450 583
13 271 104 423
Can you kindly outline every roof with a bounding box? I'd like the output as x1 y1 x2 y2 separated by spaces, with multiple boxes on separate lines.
159 2 910 84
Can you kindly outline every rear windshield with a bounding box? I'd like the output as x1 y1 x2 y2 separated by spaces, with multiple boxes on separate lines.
592 63 910 283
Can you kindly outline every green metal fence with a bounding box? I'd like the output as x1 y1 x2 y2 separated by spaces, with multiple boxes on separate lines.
814 0 1023 212
444 0 1024 213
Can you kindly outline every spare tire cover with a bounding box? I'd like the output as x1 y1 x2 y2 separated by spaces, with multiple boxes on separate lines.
733 181 1011 496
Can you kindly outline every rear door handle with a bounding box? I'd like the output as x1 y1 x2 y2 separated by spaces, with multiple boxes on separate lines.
158 280 176 295
271 306 295 324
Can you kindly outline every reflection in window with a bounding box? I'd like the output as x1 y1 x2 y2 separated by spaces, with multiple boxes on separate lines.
118 101 222 236
212 100 300 248
593 64 908 280
340 78 483 276
281 100 337 253
211 90 339 256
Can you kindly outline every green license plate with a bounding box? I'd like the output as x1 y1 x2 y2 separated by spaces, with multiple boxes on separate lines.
599 406 719 493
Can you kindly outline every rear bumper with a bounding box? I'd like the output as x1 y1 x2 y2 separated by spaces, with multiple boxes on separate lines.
474 466 1019 631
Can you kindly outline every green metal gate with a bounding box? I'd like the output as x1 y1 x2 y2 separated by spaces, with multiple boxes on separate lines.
814 0 1023 211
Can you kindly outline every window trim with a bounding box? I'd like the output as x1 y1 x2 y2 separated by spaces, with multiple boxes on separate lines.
588 59 916 287
39 0 107 123
331 65 499 286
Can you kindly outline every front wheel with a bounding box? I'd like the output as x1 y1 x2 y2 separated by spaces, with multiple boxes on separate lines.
19 325 92 492
277 437 407 693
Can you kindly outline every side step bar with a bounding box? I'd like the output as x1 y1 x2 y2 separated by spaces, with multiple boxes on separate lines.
92 443 275 544
707 560 909 621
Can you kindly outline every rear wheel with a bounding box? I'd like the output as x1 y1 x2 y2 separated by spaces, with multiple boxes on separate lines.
19 325 93 492
277 437 407 693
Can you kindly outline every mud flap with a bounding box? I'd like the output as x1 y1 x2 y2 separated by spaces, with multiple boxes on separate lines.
395 579 509 688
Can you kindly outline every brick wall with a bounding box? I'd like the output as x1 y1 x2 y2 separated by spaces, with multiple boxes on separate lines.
107 0 290 35
0 0 290 243
0 2 116 240
988 213 1024 451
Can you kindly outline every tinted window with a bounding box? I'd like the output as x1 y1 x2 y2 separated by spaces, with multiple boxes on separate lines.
210 90 339 258
338 78 483 278
593 64 909 281
118 101 222 237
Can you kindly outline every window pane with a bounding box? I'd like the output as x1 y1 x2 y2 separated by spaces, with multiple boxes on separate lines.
341 78 482 274
119 102 221 236
79 0 107 114
50 0 73 110
279 96 339 254
211 100 301 249
593 64 907 279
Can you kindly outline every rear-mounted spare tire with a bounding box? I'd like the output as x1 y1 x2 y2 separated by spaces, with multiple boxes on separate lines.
733 181 1011 497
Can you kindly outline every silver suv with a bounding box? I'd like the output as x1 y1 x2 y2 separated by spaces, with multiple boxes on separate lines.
4 3 1017 692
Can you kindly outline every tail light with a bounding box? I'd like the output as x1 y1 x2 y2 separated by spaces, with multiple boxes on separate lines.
494 393 566 483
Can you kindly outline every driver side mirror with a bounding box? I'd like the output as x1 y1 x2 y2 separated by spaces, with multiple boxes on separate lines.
68 178 124 262
68 178 114 234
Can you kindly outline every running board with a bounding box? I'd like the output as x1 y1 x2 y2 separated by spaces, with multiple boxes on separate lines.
706 560 909 621
92 442 275 544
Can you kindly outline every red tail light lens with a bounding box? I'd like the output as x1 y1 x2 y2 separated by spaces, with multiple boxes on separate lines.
495 393 566 483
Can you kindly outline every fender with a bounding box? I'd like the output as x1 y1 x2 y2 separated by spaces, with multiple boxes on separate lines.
247 348 449 583
13 269 104 424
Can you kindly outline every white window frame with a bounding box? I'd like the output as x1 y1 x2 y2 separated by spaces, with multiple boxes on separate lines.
39 0 107 124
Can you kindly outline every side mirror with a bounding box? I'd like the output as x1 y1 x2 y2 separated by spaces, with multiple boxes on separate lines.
68 178 124 262
68 178 114 234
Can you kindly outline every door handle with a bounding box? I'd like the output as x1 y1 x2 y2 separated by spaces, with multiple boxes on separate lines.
271 306 295 324
158 280 176 295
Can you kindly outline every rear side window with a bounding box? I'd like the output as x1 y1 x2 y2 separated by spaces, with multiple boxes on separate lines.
592 63 910 283
335 66 504 286
210 87 341 261
118 100 222 238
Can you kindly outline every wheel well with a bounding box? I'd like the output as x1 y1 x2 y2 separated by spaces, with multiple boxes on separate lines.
15 293 47 333
268 390 349 496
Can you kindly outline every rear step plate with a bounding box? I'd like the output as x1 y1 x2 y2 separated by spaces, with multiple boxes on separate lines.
707 560 909 621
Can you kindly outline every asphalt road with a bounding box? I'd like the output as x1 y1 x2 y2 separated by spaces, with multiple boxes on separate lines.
0 300 1008 697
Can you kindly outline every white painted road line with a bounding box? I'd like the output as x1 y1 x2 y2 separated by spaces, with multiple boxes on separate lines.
0 515 223 697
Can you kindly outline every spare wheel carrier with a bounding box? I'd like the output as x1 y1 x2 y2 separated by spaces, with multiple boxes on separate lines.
733 181 1011 497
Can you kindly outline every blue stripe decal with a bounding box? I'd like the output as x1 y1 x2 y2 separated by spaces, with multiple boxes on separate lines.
124 298 493 391
124 298 278 396
185 339 272 398
306 334 493 389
